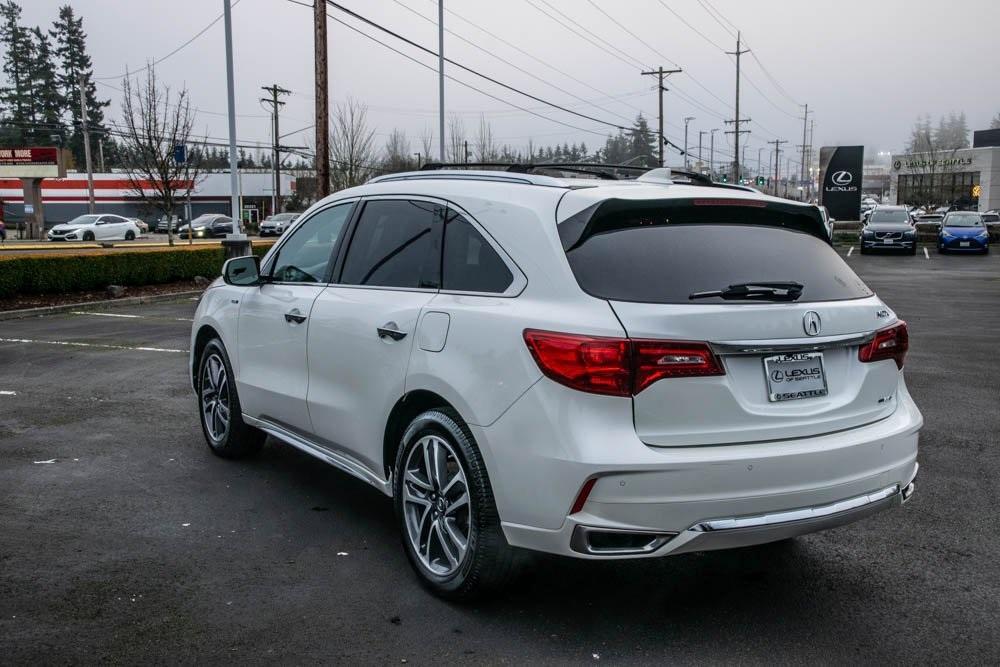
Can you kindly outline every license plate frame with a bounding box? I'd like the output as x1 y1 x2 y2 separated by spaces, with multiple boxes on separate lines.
960 241 970 247
763 352 829 402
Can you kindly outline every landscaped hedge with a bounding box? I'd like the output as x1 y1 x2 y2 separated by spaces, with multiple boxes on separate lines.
0 245 269 299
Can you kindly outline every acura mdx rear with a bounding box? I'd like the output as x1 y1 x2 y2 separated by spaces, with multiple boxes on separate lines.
475 188 921 561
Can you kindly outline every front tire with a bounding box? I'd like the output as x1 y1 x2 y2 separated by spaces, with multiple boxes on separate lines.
394 408 518 600
82 231 94 241
197 339 265 459
124 230 135 241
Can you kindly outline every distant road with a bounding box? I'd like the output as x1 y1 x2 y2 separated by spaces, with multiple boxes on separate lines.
0 236 273 256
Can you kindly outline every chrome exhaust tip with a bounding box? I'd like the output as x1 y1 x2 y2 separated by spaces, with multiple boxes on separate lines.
570 525 676 556
901 482 915 504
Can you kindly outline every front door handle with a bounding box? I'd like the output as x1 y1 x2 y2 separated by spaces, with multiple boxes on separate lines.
284 308 307 324
377 322 408 341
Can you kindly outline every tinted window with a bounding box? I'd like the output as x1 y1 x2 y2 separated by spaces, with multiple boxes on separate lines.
271 203 352 283
442 210 512 293
567 224 872 304
340 200 442 289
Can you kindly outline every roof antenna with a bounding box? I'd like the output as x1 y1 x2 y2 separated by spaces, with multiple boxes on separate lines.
636 168 674 185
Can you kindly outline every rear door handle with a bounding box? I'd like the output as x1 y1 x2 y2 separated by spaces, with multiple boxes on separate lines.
284 308 307 324
377 322 408 341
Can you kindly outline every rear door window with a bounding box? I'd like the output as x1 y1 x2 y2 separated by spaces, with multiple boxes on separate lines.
442 209 512 293
339 199 443 289
565 209 872 304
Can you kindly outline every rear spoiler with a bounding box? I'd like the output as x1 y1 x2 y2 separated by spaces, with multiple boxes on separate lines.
558 198 830 251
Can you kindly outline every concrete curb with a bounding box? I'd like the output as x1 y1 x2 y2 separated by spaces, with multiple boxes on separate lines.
0 290 204 321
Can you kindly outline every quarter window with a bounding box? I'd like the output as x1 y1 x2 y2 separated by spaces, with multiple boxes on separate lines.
442 209 512 293
339 200 443 289
270 203 352 283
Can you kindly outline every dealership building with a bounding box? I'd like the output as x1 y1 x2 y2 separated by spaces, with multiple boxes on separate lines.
0 170 295 229
888 130 1000 211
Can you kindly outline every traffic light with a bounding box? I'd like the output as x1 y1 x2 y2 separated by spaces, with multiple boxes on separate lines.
719 173 729 182
755 175 766 187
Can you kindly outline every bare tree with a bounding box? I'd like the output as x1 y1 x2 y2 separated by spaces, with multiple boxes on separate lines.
474 115 499 162
383 128 413 173
447 115 465 163
419 126 434 164
329 97 377 190
115 66 200 246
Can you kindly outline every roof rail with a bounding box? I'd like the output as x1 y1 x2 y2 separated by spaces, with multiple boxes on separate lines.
417 161 731 187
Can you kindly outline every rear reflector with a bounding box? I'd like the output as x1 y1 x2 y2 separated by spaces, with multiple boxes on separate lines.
859 321 908 369
523 329 724 397
691 198 768 208
570 477 598 514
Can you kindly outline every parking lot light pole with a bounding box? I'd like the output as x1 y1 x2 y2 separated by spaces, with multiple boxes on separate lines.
223 0 241 228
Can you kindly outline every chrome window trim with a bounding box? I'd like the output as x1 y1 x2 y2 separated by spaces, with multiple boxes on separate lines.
711 331 876 356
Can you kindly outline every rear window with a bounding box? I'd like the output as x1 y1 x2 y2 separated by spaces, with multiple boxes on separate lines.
566 223 872 304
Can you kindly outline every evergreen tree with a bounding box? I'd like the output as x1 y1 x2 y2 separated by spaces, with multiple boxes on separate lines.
629 114 656 166
30 27 63 128
0 0 34 124
991 113 1000 130
50 4 108 163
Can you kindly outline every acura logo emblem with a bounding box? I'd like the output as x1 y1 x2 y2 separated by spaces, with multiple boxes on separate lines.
803 311 822 336
831 170 853 186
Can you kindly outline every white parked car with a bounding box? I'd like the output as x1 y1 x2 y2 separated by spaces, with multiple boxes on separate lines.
48 214 141 241
259 212 300 237
191 167 921 599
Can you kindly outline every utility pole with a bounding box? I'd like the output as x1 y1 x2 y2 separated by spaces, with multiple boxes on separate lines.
223 0 241 227
261 84 291 215
769 139 787 197
438 0 445 161
725 31 750 183
799 103 809 187
97 132 106 173
78 74 95 214
641 66 682 167
757 146 764 178
808 118 815 200
698 130 706 171
414 152 421 168
463 140 469 164
683 116 695 169
710 128 718 178
314 0 330 199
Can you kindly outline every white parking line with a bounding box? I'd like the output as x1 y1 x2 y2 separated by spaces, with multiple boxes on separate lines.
0 338 188 353
924 247 930 259
71 311 141 318
0 390 17 396
847 247 854 257
70 311 193 322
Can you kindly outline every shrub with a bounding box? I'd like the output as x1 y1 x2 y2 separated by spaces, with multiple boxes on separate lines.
0 245 270 299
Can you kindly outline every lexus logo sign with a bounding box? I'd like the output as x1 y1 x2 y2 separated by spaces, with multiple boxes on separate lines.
831 170 853 186
803 311 822 337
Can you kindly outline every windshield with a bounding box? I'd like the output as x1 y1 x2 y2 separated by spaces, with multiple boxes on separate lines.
869 209 910 223
65 214 100 226
944 213 983 227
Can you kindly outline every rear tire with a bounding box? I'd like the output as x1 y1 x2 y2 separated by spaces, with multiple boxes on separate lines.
124 230 135 241
394 408 518 601
197 338 265 459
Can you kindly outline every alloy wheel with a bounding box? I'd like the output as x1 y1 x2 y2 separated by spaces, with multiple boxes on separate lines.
201 353 231 443
402 435 471 576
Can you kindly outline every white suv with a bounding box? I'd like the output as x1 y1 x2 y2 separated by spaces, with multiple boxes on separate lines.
191 168 921 599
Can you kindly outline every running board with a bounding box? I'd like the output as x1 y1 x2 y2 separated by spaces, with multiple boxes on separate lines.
243 415 392 496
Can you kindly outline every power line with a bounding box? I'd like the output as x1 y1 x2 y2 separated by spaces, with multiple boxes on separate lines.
93 0 244 81
655 0 727 52
94 79 268 120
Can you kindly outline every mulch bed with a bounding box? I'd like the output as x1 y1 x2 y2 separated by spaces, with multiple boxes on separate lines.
0 280 206 312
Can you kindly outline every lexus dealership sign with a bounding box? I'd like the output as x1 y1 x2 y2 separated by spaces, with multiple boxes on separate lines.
819 146 863 221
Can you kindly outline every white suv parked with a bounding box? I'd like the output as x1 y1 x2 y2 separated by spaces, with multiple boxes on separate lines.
191 167 921 599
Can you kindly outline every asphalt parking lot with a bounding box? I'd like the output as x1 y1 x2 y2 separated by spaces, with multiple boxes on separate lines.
1 250 998 664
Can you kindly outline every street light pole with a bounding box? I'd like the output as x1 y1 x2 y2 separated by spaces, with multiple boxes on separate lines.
683 116 695 169
438 0 445 161
698 130 705 171
710 128 718 178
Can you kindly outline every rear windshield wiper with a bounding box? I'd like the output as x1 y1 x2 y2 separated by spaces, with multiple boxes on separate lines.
689 281 804 301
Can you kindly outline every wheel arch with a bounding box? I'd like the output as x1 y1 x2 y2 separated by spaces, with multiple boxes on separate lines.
383 389 462 480
192 324 221 387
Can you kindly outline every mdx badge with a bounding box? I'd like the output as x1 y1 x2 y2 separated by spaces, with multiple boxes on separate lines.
803 311 822 336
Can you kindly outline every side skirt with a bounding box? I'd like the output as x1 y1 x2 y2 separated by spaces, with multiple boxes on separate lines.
243 414 393 496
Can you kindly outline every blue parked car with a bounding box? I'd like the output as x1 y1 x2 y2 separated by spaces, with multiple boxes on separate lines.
938 212 989 254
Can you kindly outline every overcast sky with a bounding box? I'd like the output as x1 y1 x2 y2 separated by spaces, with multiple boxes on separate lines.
19 0 1000 168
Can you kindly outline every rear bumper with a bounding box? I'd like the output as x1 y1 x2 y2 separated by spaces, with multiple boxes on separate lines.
475 376 922 559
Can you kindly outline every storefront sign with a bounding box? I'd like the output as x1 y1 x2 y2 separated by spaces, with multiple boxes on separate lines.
819 146 863 221
892 156 974 171
0 147 66 178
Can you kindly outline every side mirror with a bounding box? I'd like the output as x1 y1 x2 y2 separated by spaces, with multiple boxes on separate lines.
222 255 262 286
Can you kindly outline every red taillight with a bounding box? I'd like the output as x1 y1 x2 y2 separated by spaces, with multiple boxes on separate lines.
523 330 631 397
859 321 908 370
631 340 725 393
523 330 724 396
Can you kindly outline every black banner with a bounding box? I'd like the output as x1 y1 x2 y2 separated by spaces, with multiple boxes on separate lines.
818 146 863 221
